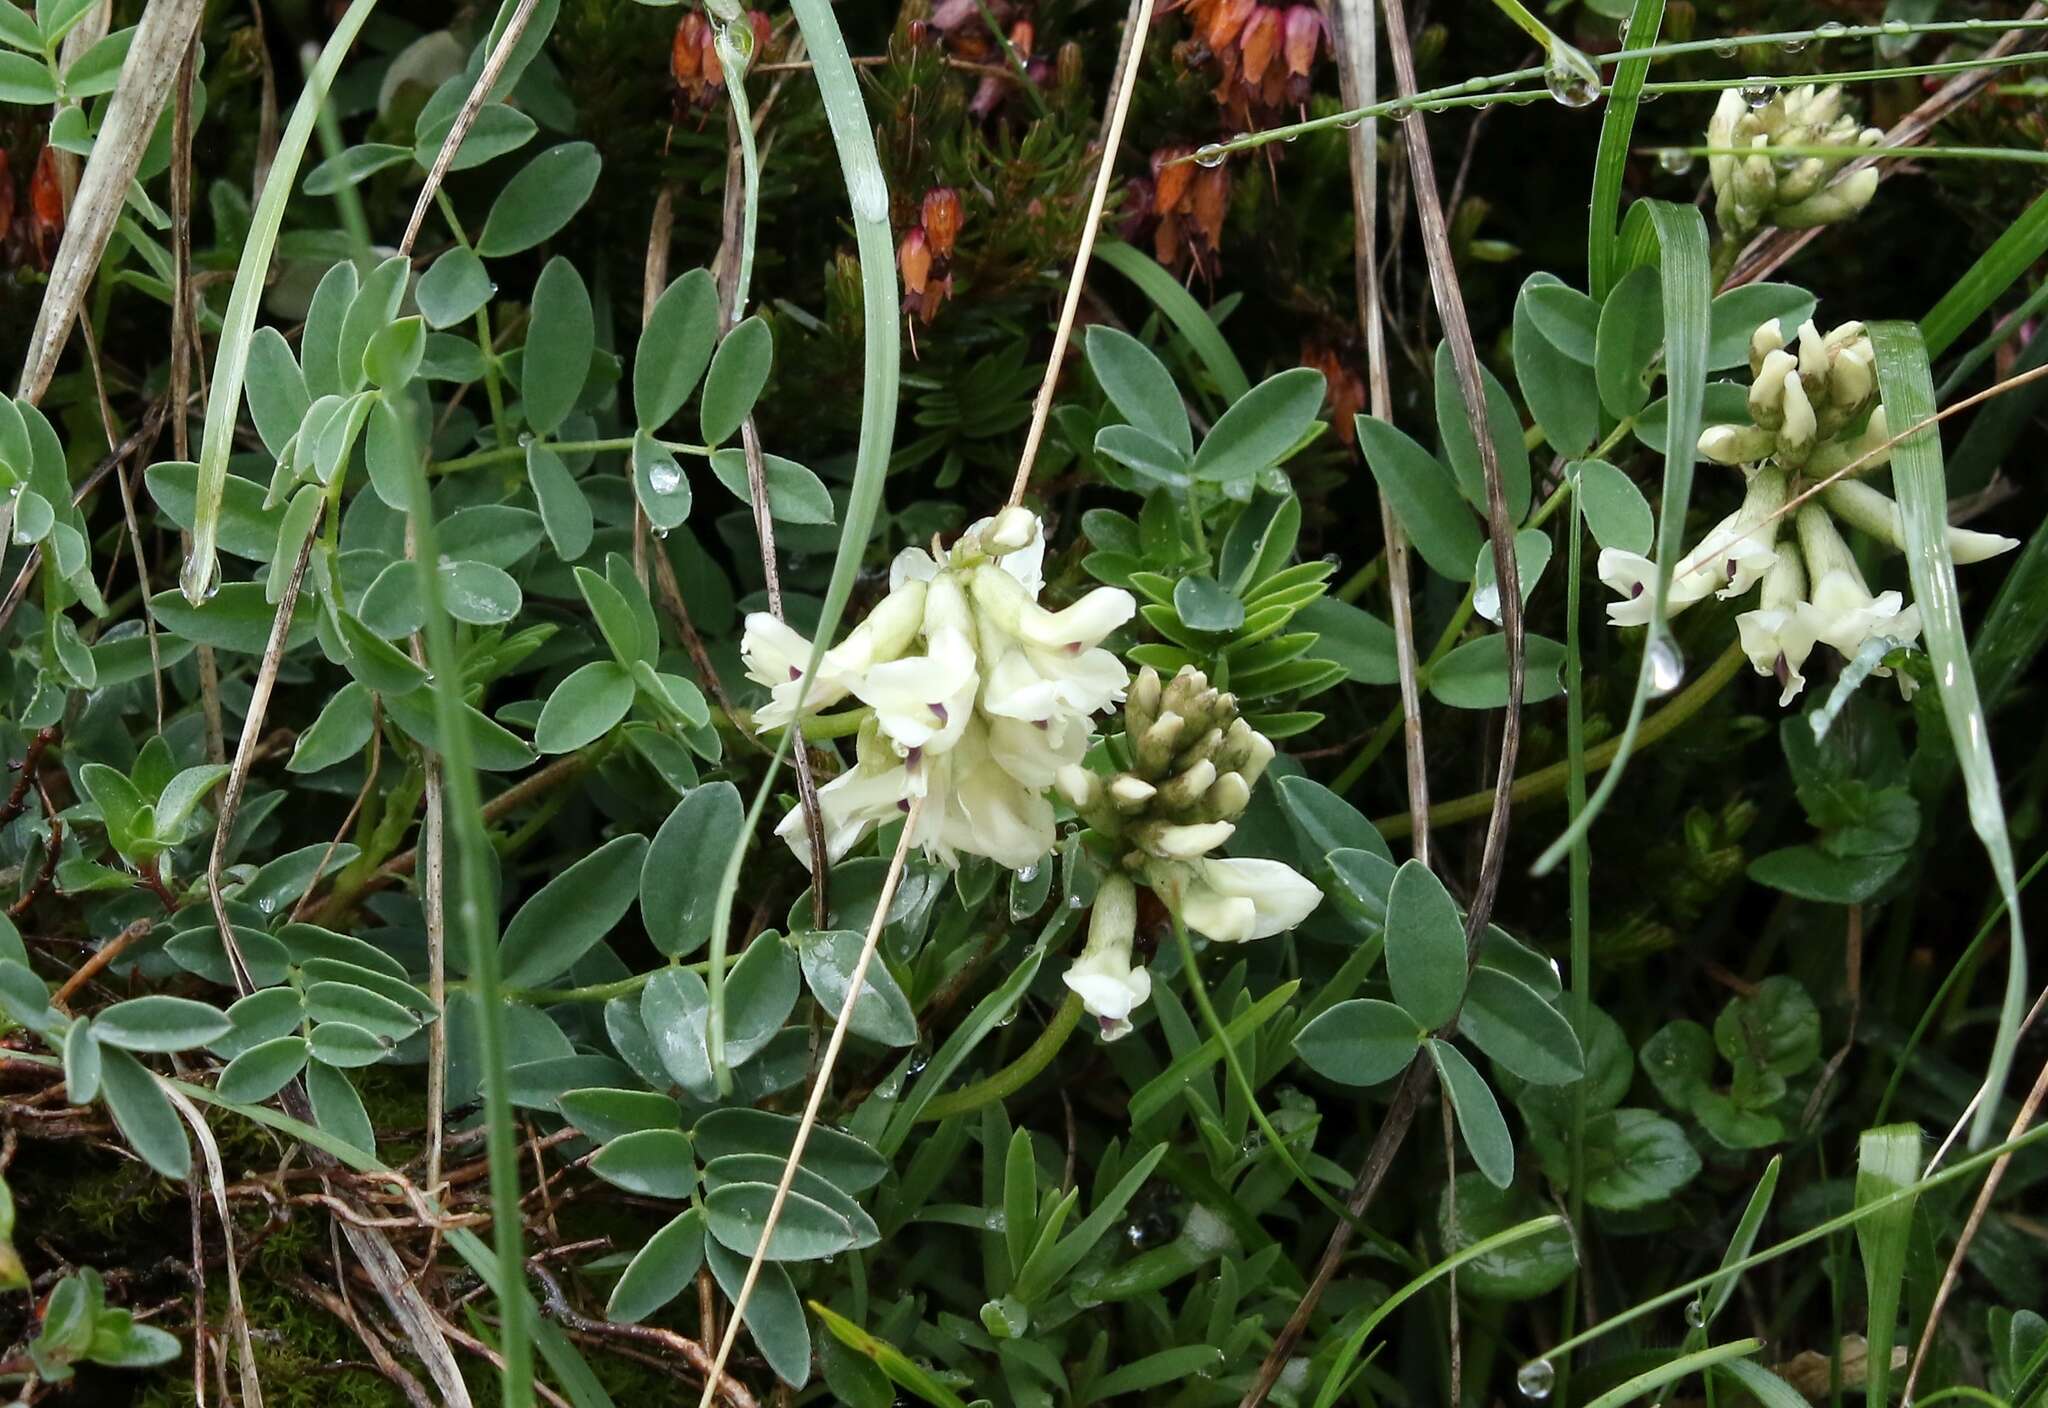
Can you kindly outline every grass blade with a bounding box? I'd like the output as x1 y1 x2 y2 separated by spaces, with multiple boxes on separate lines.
1094 239 1252 401
182 0 379 603
1310 1216 1568 1408
1869 319 2026 1148
1855 1124 1922 1407
1583 1341 1766 1408
1586 0 1664 300
393 403 535 1406
703 0 901 1088
1921 187 2048 360
1534 199 1710 876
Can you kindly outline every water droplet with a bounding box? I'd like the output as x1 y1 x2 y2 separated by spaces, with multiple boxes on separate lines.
1017 863 1039 883
1712 39 1739 58
1193 142 1228 168
1280 130 1299 144
1462 76 1491 94
1816 20 1846 38
1685 1298 1707 1328
1658 147 1696 175
1385 99 1415 122
648 462 683 495
1517 1359 1556 1400
904 1046 930 1078
1648 635 1686 697
1741 79 1776 109
1336 115 1362 130
1782 35 1808 53
179 554 221 604
1543 40 1603 108
1882 18 1910 35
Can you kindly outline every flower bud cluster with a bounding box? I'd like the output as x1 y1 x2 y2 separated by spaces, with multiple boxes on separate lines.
741 509 1136 871
1601 317 2017 706
1708 83 1881 247
1698 318 1883 473
1056 667 1321 1039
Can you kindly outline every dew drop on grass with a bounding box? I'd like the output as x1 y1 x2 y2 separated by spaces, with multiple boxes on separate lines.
1713 40 1739 58
1194 143 1228 168
1882 18 1910 35
1659 148 1696 175
179 554 221 604
1648 635 1686 697
1782 35 1808 53
1543 40 1603 108
1685 1298 1707 1328
1517 1359 1556 1400
1741 79 1776 109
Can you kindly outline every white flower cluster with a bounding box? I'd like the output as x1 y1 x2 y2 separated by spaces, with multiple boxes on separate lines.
1056 666 1322 1039
1600 318 2016 706
1709 83 1881 248
741 508 1136 871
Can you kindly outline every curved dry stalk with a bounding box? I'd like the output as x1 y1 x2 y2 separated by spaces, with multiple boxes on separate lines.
205 528 320 996
160 1081 263 1408
1325 0 1429 864
399 0 543 258
695 800 925 1408
1238 0 1525 1393
1004 0 1157 509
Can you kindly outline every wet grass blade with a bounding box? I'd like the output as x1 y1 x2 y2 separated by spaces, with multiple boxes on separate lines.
704 0 900 1089
1921 187 2048 360
1855 1124 1922 1407
394 405 535 1406
1870 320 2026 1149
1583 1341 1767 1408
1586 0 1664 300
183 0 380 602
1534 199 1710 876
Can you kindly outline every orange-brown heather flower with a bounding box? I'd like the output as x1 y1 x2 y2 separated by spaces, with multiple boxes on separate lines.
29 146 62 268
899 226 933 296
1301 341 1365 446
921 187 963 259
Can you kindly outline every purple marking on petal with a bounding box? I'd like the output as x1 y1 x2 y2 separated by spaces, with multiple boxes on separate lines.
1066 642 1085 656
1726 558 1738 579
1630 582 1645 599
905 746 924 769
897 798 912 813
930 701 949 724
1034 718 1050 730
788 667 801 681
1774 652 1791 688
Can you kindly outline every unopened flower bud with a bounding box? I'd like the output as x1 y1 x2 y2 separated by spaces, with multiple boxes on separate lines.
1158 758 1217 815
1773 167 1877 229
1776 373 1818 465
1110 775 1158 812
1699 423 1775 465
1749 348 1797 431
1176 726 1225 772
1126 666 1162 742
1749 318 1786 375
981 505 1037 555
1203 771 1251 821
1135 713 1185 776
1142 819 1235 861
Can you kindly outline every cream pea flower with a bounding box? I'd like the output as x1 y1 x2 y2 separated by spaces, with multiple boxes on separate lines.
1177 857 1325 945
1737 552 1820 706
745 508 1135 871
1063 874 1150 1041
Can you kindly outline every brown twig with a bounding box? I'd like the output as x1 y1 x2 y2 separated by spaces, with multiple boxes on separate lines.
399 0 543 257
1 728 59 830
6 796 60 922
1238 0 1527 1392
51 919 152 1011
533 1265 758 1408
1325 0 1429 864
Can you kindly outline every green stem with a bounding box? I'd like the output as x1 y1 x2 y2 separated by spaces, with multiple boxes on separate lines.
915 990 1083 1122
397 398 533 1404
1377 638 1746 838
1558 446 1593 1407
429 436 708 476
